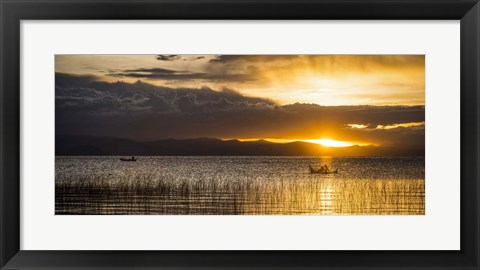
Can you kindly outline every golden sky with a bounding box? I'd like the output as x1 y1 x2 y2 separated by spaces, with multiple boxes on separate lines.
55 55 425 147
56 55 425 106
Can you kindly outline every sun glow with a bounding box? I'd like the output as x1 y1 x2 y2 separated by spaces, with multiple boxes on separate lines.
227 138 362 147
303 139 354 147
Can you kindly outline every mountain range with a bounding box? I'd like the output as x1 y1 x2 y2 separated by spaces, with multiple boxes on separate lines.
56 135 424 156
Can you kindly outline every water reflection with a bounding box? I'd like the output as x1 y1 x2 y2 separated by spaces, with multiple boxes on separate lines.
55 156 425 215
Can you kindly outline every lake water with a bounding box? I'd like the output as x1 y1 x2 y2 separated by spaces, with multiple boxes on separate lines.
55 156 425 215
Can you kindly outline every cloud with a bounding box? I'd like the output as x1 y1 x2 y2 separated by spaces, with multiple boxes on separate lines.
55 73 99 88
348 124 369 129
175 93 276 114
109 67 200 80
55 55 424 106
204 55 425 105
209 55 300 64
55 73 424 147
107 67 256 83
375 122 425 130
208 55 424 68
56 73 274 115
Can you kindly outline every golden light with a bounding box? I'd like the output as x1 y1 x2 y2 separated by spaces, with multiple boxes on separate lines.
347 124 369 129
227 138 370 147
376 121 425 130
303 139 354 147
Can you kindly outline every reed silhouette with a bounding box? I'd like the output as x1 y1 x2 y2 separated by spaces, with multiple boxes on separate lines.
56 168 424 215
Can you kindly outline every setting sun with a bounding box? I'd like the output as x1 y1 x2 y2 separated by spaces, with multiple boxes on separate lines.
233 138 362 147
304 139 354 147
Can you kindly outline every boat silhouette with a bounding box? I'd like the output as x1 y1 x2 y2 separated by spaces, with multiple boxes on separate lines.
120 157 137 162
309 165 338 174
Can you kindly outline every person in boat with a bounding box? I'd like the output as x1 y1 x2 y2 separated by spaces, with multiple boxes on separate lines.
310 164 335 174
310 165 321 173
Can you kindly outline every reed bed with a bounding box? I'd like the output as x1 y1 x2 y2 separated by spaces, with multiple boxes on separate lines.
55 172 425 215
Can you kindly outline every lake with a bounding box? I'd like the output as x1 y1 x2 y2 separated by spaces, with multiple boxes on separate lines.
55 156 425 215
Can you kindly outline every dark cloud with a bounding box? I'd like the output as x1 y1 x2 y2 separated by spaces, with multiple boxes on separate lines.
56 73 274 115
209 55 300 64
55 73 99 88
156 55 181 61
108 67 255 83
109 67 198 80
56 73 424 146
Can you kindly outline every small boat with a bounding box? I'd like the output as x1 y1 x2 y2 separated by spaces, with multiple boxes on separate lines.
120 157 137 162
309 165 338 174
313 169 338 175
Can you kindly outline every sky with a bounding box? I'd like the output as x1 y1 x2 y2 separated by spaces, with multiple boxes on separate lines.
55 54 425 147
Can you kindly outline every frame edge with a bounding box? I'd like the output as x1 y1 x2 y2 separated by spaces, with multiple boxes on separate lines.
1 0 479 269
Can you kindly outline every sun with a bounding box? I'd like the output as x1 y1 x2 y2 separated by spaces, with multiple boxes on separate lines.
303 139 353 147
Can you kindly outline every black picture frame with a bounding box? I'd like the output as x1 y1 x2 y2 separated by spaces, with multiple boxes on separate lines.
1 0 479 269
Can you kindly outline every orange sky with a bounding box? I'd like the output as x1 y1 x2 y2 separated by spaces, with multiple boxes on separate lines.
55 55 425 147
56 55 425 106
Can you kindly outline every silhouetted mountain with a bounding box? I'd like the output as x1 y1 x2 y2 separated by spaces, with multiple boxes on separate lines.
56 135 424 156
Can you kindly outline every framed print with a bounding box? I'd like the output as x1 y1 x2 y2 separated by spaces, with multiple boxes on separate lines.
53 54 426 216
1 0 479 270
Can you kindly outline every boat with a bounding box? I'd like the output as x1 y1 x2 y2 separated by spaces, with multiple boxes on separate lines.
309 165 338 174
313 169 338 174
120 157 137 161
